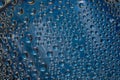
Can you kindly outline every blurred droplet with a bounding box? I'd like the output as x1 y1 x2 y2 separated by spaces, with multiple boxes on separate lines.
27 0 35 5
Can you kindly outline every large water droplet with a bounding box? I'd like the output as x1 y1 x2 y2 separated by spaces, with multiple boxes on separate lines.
0 1 5 8
27 0 35 5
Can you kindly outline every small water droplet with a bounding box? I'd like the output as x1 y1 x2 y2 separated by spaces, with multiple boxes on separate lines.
31 8 36 15
40 67 46 72
79 46 84 51
21 51 28 60
79 3 84 8
47 51 53 57
18 8 24 15
32 51 37 56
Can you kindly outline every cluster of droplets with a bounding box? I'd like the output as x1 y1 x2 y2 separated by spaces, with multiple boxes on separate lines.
0 0 120 80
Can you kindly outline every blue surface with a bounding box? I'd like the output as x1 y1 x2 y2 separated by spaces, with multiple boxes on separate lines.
0 0 120 80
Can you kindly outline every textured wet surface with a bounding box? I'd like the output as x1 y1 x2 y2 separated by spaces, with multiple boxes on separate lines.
0 0 120 80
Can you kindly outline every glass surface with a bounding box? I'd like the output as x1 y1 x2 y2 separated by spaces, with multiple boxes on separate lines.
0 0 120 80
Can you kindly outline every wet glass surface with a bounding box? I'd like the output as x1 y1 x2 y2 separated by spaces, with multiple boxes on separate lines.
0 0 120 80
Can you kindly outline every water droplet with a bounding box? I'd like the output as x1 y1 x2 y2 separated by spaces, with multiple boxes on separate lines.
0 23 2 28
47 51 53 57
21 51 28 60
18 8 24 15
78 1 84 8
27 0 35 5
53 45 58 51
0 1 5 8
59 61 64 67
79 46 84 51
31 8 36 15
31 51 37 56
